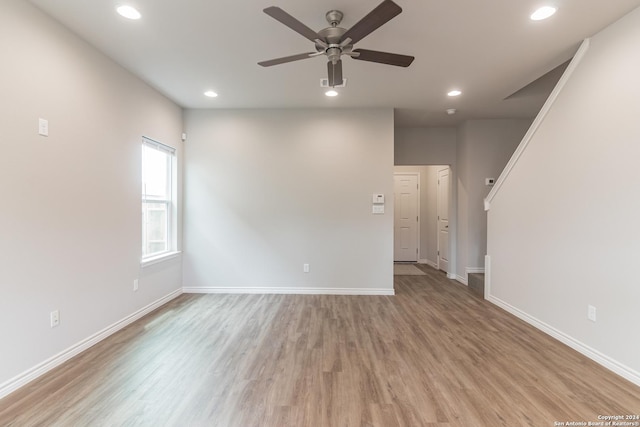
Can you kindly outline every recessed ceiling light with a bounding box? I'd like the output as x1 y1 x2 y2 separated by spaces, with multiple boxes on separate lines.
116 5 141 20
204 91 218 98
325 90 338 97
530 6 557 21
447 90 462 97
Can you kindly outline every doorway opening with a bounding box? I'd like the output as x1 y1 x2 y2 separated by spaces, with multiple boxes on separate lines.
393 165 451 274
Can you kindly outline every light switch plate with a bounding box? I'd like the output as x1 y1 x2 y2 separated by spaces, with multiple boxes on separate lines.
372 205 384 214
39 118 49 136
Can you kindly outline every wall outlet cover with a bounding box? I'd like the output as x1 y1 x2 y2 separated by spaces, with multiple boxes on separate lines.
50 310 60 328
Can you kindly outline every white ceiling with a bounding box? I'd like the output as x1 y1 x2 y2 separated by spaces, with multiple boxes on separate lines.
28 0 640 127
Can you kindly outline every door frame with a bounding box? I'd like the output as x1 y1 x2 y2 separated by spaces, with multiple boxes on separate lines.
436 167 450 272
393 172 421 262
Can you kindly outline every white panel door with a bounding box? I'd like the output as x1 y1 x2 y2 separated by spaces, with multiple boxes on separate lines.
394 174 418 262
437 168 450 272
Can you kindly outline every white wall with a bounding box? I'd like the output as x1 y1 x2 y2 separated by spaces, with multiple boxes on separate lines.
456 119 530 281
0 0 183 394
183 108 394 293
487 7 640 384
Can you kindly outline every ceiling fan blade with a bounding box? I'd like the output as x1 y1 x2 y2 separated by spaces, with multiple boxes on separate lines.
351 49 414 67
339 0 402 45
258 52 316 67
327 60 343 87
263 6 323 43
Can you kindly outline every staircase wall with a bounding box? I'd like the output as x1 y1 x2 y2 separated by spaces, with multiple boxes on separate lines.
485 7 640 385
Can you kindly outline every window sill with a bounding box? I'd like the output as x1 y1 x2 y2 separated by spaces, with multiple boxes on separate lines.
141 251 182 268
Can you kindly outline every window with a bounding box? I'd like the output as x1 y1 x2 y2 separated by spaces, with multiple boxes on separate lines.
142 137 176 260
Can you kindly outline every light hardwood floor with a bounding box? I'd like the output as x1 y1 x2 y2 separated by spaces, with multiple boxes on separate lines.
1 266 639 426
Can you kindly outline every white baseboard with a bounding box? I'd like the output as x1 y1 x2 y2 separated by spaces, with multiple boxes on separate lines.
465 267 485 274
455 275 468 286
182 287 395 296
488 295 640 388
0 289 183 400
446 273 456 280
484 255 491 300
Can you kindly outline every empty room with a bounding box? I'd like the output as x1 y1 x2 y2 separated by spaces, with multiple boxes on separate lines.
1 0 639 425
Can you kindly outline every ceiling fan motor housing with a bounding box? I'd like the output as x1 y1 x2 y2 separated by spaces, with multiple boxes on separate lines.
315 25 353 63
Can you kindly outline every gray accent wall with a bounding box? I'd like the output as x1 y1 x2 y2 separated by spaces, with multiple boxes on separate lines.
456 119 531 280
487 7 640 382
0 1 183 389
394 127 458 277
394 123 528 281
182 108 394 293
394 127 457 166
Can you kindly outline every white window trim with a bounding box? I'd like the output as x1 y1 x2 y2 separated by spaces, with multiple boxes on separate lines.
141 136 178 264
141 250 182 268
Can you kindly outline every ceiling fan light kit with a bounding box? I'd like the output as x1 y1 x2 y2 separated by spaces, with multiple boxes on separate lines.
258 0 415 88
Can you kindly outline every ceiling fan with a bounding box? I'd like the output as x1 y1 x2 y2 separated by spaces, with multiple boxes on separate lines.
258 0 415 88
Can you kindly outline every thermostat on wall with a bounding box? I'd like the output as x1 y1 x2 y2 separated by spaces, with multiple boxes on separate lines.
485 178 495 186
372 194 385 204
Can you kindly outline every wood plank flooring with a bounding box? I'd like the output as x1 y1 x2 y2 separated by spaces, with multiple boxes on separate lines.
1 265 639 426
